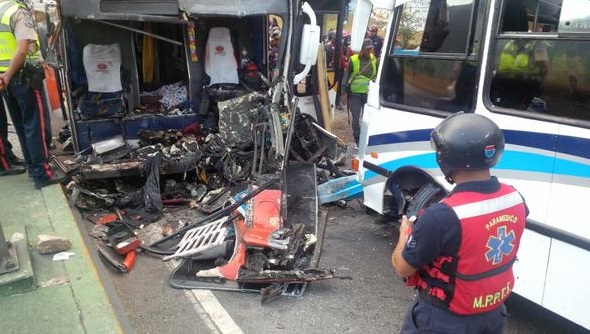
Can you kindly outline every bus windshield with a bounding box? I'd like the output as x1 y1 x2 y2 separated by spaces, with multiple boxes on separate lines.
381 0 482 113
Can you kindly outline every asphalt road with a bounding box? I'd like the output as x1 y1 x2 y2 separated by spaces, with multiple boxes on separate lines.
9 110 589 334
77 199 590 334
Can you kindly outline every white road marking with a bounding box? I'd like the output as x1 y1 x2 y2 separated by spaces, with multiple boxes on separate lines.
168 261 243 334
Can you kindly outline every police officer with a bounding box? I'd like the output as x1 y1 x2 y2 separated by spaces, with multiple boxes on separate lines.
343 38 377 147
392 113 528 333
0 99 26 176
0 0 61 188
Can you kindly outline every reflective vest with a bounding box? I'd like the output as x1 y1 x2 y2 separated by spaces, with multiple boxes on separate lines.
0 0 39 72
409 183 526 315
498 40 536 76
348 54 376 94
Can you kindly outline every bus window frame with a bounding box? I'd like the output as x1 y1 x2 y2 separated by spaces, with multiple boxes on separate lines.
482 0 590 130
378 0 481 119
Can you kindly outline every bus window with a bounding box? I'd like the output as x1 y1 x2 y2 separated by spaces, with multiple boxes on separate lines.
392 0 473 55
489 0 590 123
559 0 590 34
382 0 479 113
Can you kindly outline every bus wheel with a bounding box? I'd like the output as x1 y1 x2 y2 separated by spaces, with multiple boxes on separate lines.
406 182 446 218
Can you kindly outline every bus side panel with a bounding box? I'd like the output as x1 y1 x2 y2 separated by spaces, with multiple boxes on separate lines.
362 181 387 213
546 183 590 239
359 107 442 213
499 177 553 232
547 124 590 240
543 240 590 331
484 112 559 230
512 230 550 304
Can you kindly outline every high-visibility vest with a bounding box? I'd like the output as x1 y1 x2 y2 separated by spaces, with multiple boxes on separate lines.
498 40 536 76
348 54 377 94
0 0 39 72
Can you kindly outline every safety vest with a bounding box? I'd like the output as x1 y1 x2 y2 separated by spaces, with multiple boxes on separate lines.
409 183 526 315
348 54 376 94
498 40 536 76
0 0 39 72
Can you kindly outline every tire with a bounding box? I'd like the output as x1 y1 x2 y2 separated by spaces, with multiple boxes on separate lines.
406 182 444 218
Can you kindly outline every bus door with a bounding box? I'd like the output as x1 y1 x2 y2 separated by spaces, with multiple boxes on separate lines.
485 0 560 306
358 0 481 213
294 0 350 129
545 3 590 320
486 0 590 327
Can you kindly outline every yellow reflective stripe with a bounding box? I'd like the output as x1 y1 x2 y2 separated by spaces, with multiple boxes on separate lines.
1 3 19 26
0 1 14 25
0 29 16 70
0 1 14 13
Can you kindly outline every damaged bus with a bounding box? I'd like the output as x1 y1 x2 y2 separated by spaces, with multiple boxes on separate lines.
31 0 348 298
348 0 590 330
53 0 322 156
36 0 350 180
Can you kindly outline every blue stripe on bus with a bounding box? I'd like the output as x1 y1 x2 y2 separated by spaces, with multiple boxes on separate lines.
363 151 590 180
368 129 590 160
368 129 432 146
364 153 437 179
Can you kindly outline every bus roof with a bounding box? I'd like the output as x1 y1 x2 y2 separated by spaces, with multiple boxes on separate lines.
60 0 289 19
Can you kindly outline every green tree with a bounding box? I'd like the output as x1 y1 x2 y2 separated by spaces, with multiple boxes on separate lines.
397 6 420 49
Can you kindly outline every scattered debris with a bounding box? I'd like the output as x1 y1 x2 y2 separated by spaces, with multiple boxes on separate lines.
40 276 71 288
60 77 350 299
53 252 75 261
36 235 72 254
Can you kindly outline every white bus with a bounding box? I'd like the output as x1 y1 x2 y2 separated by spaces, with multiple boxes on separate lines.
349 0 590 330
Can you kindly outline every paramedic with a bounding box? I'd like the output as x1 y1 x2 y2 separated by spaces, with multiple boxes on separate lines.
343 38 377 147
392 113 528 333
0 0 61 188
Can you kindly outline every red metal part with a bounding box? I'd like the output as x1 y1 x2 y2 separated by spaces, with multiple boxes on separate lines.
122 250 137 272
218 189 282 280
108 224 142 255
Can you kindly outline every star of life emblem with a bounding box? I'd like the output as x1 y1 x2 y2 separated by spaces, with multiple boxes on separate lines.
485 226 515 265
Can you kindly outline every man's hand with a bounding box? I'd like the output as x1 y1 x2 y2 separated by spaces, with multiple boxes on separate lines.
0 75 8 91
400 215 416 236
392 215 418 278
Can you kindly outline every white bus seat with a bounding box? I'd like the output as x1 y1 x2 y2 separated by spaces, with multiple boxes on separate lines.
79 43 126 118
204 27 239 86
82 43 123 93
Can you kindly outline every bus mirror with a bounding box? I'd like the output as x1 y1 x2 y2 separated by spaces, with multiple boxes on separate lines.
294 2 320 85
350 0 372 52
299 24 320 66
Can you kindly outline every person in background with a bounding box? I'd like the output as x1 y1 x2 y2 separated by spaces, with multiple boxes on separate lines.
342 39 377 147
0 0 63 188
366 24 383 59
336 34 352 110
392 113 528 333
323 29 336 68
